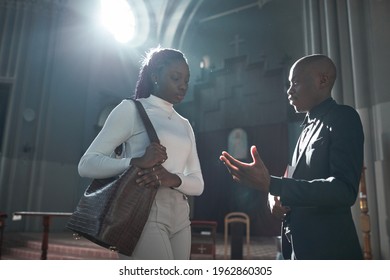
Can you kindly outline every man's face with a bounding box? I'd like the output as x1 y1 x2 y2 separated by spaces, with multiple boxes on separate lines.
287 63 318 113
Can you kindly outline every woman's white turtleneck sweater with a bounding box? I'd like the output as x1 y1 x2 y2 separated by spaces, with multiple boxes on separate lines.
78 95 204 197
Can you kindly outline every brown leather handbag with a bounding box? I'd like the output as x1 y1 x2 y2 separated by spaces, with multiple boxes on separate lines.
67 99 159 256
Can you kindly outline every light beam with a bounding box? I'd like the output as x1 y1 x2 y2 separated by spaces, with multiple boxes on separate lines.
100 0 135 43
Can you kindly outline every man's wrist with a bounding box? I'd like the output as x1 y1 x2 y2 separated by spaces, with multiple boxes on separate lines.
269 176 282 196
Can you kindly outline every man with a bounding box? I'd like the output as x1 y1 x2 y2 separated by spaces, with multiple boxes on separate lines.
220 54 364 260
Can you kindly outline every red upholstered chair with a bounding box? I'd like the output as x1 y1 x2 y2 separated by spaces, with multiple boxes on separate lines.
0 212 7 259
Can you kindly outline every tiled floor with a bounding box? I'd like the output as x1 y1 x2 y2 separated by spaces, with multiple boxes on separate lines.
1 231 279 260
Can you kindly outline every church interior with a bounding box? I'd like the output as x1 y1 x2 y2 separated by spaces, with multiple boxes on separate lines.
0 0 389 260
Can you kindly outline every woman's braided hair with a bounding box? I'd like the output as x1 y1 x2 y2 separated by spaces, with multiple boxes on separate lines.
134 47 188 99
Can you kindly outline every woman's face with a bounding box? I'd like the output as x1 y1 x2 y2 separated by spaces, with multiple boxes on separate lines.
153 59 190 105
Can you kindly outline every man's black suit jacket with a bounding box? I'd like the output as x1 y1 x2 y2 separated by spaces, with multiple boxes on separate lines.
270 98 364 260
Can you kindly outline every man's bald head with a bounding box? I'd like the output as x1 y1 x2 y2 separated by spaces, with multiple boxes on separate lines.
294 54 337 93
287 54 337 113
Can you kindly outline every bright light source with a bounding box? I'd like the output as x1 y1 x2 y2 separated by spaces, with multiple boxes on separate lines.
100 0 136 43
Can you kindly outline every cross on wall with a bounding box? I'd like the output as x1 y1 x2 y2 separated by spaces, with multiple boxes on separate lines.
229 34 245 56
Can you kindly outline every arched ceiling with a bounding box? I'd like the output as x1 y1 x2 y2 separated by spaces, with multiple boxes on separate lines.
128 0 273 48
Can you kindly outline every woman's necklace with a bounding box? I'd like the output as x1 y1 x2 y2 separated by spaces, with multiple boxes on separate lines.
152 96 174 119
167 110 174 120
160 106 174 120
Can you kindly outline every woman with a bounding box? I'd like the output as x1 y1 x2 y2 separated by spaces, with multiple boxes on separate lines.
78 47 204 259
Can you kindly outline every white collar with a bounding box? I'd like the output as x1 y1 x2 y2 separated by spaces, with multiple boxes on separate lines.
143 95 175 118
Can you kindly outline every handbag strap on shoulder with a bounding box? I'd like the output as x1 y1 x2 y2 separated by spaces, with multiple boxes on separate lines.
132 98 160 144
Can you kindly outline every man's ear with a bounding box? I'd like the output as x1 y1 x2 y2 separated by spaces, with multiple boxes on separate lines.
319 73 329 88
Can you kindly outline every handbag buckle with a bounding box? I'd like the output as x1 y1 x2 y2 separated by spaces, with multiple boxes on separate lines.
109 246 118 252
72 233 81 240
